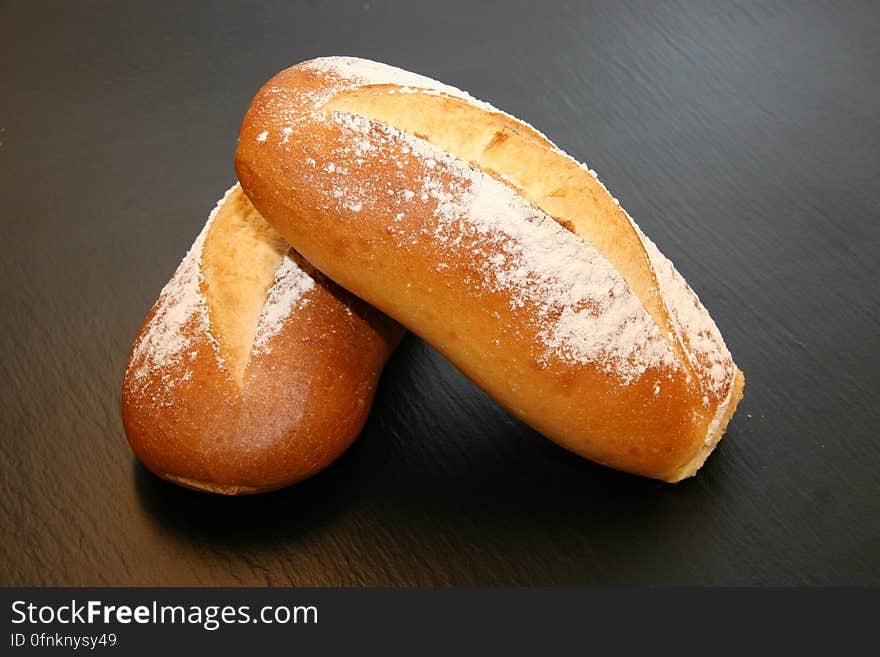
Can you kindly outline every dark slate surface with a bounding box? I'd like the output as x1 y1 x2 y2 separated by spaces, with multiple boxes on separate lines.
1 0 878 585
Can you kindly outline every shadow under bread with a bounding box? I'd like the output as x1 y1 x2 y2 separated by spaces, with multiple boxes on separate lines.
134 332 739 578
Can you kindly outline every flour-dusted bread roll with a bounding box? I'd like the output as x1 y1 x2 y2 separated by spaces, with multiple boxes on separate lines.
235 57 745 482
122 183 402 494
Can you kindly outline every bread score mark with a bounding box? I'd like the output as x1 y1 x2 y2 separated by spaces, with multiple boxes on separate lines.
325 88 696 384
201 184 314 388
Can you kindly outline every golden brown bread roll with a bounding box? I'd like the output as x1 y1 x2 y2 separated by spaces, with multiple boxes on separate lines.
235 57 744 482
122 183 402 494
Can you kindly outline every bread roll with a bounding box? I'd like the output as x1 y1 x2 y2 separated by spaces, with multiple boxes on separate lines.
122 183 402 494
235 57 744 482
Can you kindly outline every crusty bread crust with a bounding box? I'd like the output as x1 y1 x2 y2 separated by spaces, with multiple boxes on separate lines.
122 184 402 494
235 57 744 482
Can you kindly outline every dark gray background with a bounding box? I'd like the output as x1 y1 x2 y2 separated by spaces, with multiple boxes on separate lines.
2 0 878 585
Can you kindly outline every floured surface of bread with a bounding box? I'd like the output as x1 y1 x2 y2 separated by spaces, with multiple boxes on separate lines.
235 57 744 481
122 183 402 493
325 90 675 357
